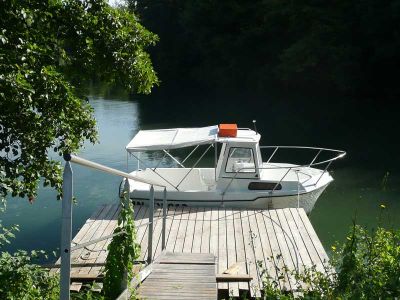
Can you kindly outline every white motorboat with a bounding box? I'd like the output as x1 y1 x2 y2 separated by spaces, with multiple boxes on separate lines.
121 124 345 213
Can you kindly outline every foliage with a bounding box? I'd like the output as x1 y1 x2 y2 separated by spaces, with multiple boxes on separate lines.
131 0 400 97
0 249 59 300
0 0 158 203
0 222 18 251
70 283 105 300
0 217 59 300
103 192 140 299
261 223 400 299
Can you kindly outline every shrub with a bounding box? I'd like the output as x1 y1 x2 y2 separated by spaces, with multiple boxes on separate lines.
0 221 59 299
261 224 400 299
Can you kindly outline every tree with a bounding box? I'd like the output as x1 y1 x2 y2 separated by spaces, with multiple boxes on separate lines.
133 0 400 97
0 0 159 203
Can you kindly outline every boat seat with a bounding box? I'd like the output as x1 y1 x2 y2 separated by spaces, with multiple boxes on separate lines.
200 169 217 191
232 162 255 173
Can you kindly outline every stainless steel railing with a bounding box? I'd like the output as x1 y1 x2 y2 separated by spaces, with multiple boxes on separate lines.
222 146 346 197
260 146 346 167
59 154 168 300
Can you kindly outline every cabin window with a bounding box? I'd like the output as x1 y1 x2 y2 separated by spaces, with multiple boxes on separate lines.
225 147 256 173
248 182 282 190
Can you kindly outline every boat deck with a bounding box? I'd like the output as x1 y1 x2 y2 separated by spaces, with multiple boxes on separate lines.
51 203 329 297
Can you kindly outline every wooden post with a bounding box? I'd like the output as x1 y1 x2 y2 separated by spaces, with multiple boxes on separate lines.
147 185 154 264
60 161 73 300
162 187 167 250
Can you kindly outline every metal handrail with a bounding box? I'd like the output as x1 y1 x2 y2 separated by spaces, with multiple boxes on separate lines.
260 145 346 166
65 154 166 188
60 154 168 300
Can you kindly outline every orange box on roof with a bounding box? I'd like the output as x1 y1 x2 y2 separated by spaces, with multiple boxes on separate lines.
219 124 237 137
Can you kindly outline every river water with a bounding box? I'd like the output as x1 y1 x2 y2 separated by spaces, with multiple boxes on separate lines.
2 87 399 256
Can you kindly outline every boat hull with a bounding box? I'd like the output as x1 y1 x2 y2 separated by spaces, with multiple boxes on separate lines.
127 183 329 214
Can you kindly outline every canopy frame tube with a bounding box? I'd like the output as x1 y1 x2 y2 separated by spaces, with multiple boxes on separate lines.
128 142 217 192
176 143 213 189
162 150 185 168
130 153 179 191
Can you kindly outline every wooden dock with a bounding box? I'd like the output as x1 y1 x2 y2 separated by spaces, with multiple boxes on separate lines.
52 203 329 298
138 252 217 299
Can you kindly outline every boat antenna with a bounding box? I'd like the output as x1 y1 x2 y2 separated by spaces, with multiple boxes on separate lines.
252 120 258 134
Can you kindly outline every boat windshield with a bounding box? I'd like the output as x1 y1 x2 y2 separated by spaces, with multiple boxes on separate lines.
225 147 256 173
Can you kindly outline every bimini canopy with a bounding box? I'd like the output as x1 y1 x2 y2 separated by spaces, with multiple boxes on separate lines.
126 125 219 152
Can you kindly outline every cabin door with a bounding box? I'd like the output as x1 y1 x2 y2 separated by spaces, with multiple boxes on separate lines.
220 145 260 179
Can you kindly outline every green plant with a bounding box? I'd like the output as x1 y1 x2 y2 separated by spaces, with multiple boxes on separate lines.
0 221 18 249
0 249 60 300
0 219 59 300
70 283 104 300
260 222 400 299
103 193 140 299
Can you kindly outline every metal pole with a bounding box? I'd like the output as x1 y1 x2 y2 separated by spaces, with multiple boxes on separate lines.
266 146 279 163
182 145 199 164
129 153 178 190
121 178 130 292
308 149 322 167
214 143 218 181
162 187 167 250
176 143 213 189
315 161 333 186
147 185 154 264
163 150 185 168
272 167 292 193
60 160 73 300
123 178 130 211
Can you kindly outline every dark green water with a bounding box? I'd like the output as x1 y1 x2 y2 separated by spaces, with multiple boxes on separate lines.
2 87 399 256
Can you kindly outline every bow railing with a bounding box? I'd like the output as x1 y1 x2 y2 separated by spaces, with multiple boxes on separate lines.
222 146 346 197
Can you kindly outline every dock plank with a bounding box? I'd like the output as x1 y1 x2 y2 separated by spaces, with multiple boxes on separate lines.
138 252 217 300
254 210 277 284
241 209 261 297
217 208 228 291
69 204 115 274
140 207 163 261
135 205 149 245
226 209 239 297
84 204 120 276
183 206 197 253
201 209 212 253
174 207 190 252
232 210 249 292
295 208 329 271
153 206 175 257
50 204 107 275
262 210 286 290
165 206 184 252
281 208 311 270
269 209 296 290
192 207 204 253
149 207 167 261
